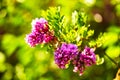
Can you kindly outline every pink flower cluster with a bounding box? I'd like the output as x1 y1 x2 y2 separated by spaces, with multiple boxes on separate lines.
54 43 79 69
25 18 53 47
72 47 96 76
54 43 96 76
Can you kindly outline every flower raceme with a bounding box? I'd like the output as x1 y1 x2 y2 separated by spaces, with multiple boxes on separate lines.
25 18 53 47
54 43 96 75
54 43 79 69
73 47 96 76
81 47 96 66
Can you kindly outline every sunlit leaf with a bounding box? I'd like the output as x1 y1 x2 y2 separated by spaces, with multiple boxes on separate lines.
96 55 104 65
106 46 120 58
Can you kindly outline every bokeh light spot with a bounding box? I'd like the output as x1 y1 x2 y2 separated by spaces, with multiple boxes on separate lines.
84 0 96 6
94 13 103 23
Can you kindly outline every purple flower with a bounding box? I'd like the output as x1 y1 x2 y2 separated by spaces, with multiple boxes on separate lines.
25 18 54 47
43 33 53 43
54 43 78 69
25 31 44 47
25 31 54 47
81 47 96 66
72 53 86 76
73 46 96 76
31 18 49 33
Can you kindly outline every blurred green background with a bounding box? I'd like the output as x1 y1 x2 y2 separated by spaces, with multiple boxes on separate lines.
0 0 120 80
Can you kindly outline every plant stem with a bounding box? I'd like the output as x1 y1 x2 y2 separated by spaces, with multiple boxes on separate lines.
104 53 119 67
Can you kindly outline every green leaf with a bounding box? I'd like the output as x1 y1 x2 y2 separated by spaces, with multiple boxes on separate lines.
106 46 120 58
72 10 78 25
78 12 88 27
89 40 96 47
103 32 118 47
96 33 105 47
96 55 104 65
87 30 94 38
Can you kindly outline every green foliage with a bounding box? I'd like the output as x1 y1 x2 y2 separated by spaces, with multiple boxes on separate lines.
41 7 97 50
46 7 64 40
